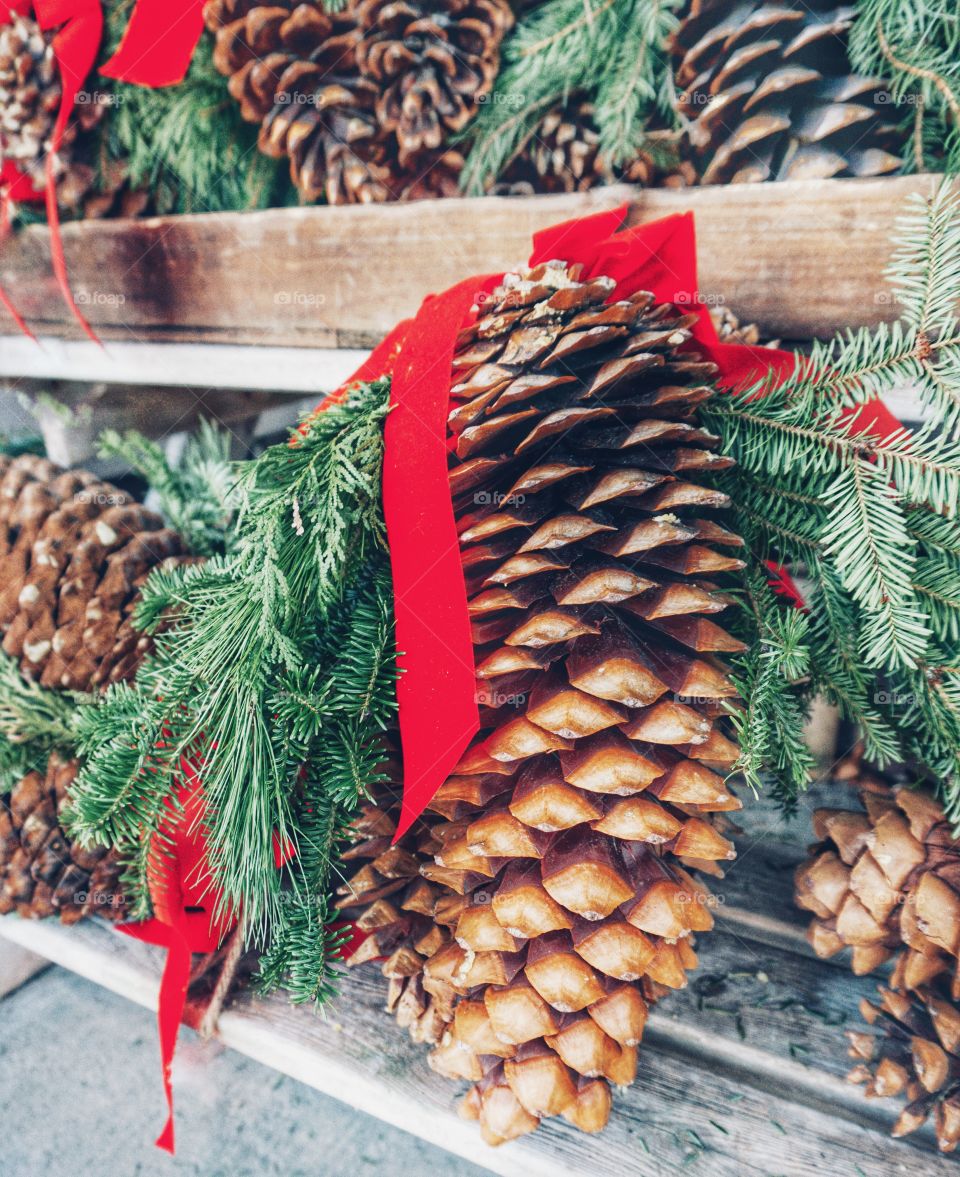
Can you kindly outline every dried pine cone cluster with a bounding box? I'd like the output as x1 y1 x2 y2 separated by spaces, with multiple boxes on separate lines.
203 0 512 203
0 753 126 922
795 751 960 1150
341 258 747 1143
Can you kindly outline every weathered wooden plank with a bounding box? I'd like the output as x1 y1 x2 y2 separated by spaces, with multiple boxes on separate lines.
0 175 942 347
0 937 49 997
0 912 944 1175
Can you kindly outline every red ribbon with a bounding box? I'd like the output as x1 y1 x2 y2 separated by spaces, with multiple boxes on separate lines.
100 0 205 87
0 0 102 342
119 761 232 1154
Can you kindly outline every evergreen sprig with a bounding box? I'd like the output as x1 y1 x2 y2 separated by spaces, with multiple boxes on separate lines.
704 180 960 809
97 419 240 558
851 0 960 175
64 382 398 1002
96 2 289 213
460 0 681 194
0 650 83 791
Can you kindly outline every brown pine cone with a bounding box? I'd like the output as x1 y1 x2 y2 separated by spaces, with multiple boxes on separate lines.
491 101 611 196
0 752 127 923
203 0 392 204
341 259 747 1143
671 0 905 184
0 453 186 692
794 762 960 997
0 12 61 188
847 983 960 1152
355 0 514 165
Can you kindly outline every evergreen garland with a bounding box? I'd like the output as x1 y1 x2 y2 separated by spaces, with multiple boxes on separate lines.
64 383 397 1003
703 180 960 812
460 0 681 195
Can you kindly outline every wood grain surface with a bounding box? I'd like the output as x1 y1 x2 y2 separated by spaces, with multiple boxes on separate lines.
0 175 943 347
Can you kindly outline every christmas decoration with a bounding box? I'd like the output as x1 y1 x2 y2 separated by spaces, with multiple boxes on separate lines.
795 753 960 992
339 254 747 1141
847 982 960 1152
850 0 960 175
63 187 960 1152
490 100 611 194
0 751 125 921
671 0 905 184
203 0 512 203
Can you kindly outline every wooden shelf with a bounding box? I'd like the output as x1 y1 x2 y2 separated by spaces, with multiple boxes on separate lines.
0 786 944 1176
0 176 943 349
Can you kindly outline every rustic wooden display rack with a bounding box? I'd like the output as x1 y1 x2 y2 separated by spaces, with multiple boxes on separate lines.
0 174 951 1175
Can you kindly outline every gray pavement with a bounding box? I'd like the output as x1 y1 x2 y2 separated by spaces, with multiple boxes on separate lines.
0 967 490 1177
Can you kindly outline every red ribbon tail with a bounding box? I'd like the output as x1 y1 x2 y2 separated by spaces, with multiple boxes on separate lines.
100 0 205 86
44 155 100 345
0 189 36 341
154 921 192 1154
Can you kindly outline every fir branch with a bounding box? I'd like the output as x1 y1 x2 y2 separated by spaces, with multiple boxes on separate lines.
461 0 679 192
0 650 82 790
851 2 960 174
98 419 240 557
65 382 396 994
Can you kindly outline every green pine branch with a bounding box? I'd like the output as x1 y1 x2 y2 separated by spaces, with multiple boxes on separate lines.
851 1 960 175
460 0 680 193
64 382 397 996
98 419 240 558
0 650 83 791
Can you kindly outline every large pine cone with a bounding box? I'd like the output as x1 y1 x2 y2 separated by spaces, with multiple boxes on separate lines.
795 762 960 996
0 753 126 922
0 454 186 692
341 260 746 1143
847 983 960 1152
672 0 905 184
355 0 513 165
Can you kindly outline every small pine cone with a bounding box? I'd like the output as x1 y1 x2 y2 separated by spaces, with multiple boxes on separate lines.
794 763 960 997
0 453 186 692
847 983 960 1152
671 0 905 184
344 259 747 1143
493 101 611 196
0 752 127 923
355 0 514 166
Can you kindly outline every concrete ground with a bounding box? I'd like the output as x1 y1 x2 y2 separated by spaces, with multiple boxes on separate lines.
0 966 490 1177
